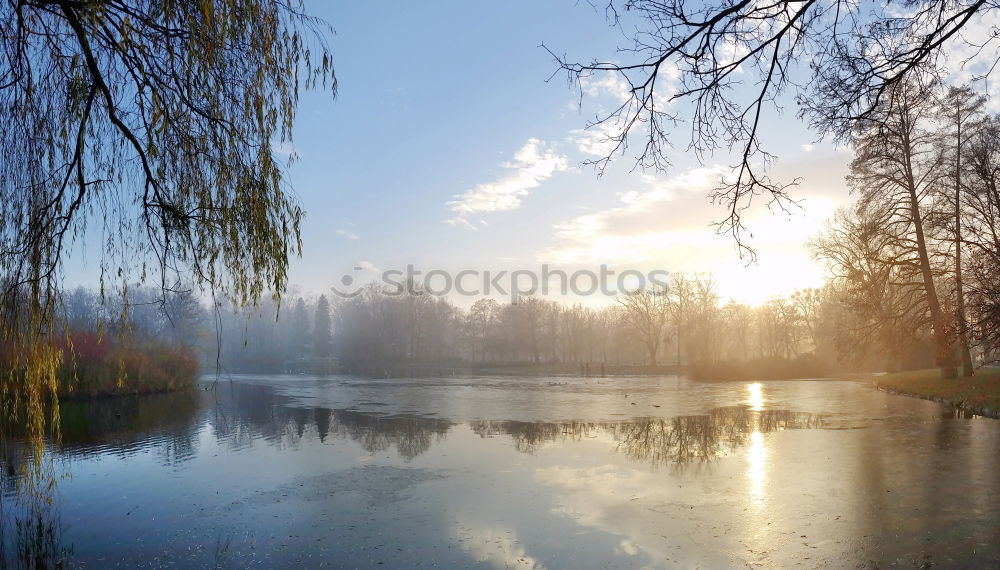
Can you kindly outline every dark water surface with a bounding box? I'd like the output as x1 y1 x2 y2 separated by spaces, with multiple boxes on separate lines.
3 375 1000 568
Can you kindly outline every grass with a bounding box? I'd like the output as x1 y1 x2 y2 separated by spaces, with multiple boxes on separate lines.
873 367 1000 413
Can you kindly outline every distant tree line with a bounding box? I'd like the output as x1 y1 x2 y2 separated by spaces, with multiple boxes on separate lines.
208 293 336 373
319 276 913 378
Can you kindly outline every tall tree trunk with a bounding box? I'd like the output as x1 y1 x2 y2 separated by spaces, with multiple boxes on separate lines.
954 105 975 376
902 118 956 379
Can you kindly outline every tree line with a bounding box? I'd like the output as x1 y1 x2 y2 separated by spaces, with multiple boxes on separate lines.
270 278 910 378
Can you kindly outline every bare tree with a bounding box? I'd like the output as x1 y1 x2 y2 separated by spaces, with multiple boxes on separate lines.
813 204 936 373
551 0 994 257
618 284 672 366
938 85 987 376
849 81 959 378
964 114 1000 362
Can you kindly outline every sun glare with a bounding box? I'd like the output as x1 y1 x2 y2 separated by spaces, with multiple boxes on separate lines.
746 382 765 411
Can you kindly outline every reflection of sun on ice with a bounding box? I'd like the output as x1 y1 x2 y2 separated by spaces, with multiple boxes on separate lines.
746 382 764 411
746 382 766 505
747 431 766 505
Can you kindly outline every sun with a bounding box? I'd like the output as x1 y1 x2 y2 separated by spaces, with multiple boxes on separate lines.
714 254 826 306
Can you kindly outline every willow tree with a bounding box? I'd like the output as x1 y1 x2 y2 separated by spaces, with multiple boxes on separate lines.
0 0 335 481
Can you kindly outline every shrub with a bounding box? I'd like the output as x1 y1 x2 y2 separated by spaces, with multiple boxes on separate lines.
56 331 198 398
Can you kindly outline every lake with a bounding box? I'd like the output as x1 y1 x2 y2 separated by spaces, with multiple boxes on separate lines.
3 374 999 568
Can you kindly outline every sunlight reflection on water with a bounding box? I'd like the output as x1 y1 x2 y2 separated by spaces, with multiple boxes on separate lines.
747 430 766 505
5 375 1000 568
747 382 764 411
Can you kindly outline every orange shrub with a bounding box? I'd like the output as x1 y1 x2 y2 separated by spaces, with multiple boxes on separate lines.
57 331 198 398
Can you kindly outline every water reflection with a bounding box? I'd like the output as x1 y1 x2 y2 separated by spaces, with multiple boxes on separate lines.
470 406 819 468
207 382 454 459
2 382 822 490
51 381 823 469
4 377 998 568
58 390 201 462
1 390 201 497
609 407 818 467
207 385 820 468
747 430 766 504
746 381 764 411
0 499 72 569
745 382 767 504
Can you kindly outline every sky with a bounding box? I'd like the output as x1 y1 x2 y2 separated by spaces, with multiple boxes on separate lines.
273 1 857 307
62 1 1000 307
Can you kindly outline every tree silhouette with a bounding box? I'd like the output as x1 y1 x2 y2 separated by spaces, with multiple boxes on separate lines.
552 0 994 258
313 295 332 357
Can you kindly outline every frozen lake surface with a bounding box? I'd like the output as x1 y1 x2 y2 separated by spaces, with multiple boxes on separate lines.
4 374 999 568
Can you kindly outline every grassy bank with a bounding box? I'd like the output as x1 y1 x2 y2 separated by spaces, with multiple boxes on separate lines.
873 368 1000 416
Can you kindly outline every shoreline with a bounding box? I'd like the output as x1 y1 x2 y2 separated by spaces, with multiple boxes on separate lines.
874 383 1000 419
871 368 1000 419
58 383 196 401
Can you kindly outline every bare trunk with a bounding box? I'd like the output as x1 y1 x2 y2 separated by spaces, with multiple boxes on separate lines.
954 109 975 376
902 120 956 379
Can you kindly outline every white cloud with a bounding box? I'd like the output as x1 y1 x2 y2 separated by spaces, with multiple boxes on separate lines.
336 228 360 240
801 144 814 152
580 72 632 103
538 165 731 264
571 121 623 158
938 10 1000 87
270 140 298 158
718 38 750 73
452 518 547 570
536 158 847 304
569 63 681 161
446 138 567 228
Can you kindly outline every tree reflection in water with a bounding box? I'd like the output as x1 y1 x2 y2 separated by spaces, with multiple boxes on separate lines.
1 496 72 569
0 380 828 567
207 382 454 460
611 407 821 465
209 388 822 467
200 384 821 468
2 382 824 492
471 407 821 467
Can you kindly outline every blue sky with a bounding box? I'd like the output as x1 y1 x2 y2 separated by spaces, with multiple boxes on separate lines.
57 1 864 306
59 1 1000 307
274 1 853 306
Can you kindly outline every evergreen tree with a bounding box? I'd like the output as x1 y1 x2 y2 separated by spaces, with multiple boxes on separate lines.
313 295 333 357
291 298 311 356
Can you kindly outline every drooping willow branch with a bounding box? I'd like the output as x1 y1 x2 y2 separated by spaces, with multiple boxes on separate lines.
0 0 335 482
